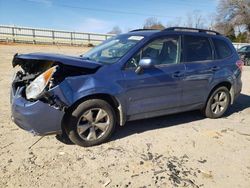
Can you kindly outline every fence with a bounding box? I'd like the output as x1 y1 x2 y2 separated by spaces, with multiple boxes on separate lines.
0 25 114 46
0 25 249 48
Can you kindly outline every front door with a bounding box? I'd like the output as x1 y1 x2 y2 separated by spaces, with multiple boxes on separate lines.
122 35 185 119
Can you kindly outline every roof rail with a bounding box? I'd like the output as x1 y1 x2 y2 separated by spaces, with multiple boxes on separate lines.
130 28 159 32
163 27 221 35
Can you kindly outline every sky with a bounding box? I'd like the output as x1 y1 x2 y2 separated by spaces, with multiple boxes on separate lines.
0 0 218 33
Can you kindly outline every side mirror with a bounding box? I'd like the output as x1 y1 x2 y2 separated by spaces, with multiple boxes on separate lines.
135 58 155 74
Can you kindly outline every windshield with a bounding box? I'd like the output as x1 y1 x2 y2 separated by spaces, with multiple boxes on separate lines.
81 35 144 64
238 46 248 52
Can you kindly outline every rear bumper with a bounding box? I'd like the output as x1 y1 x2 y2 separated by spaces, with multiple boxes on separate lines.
231 74 242 104
11 87 64 135
235 74 242 96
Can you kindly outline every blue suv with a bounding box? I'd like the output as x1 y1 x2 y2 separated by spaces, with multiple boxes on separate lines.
11 27 243 147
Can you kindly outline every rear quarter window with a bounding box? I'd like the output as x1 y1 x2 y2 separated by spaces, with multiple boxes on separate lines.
212 38 232 59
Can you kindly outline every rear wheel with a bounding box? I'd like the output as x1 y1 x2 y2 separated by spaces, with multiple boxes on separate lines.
202 86 230 118
65 99 116 147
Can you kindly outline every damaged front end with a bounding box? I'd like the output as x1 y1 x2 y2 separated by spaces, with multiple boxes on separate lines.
11 53 101 135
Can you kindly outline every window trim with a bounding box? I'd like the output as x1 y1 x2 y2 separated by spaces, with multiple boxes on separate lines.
208 37 216 60
123 34 182 70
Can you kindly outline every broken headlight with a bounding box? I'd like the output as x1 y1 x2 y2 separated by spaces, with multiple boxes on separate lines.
25 66 57 100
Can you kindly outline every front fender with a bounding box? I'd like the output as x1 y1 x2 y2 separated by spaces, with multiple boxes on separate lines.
55 75 127 125
59 75 122 103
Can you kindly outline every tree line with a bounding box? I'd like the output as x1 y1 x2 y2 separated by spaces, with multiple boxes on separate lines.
108 0 250 43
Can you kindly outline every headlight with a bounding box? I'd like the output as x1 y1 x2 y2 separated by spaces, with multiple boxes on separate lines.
26 66 57 100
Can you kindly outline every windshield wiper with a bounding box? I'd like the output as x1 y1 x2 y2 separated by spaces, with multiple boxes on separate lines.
80 56 96 61
80 56 103 64
80 56 89 59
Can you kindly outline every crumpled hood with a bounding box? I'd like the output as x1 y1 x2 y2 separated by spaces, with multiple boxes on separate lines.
13 52 102 70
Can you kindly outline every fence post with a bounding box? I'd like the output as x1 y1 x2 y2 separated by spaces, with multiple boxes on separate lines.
88 33 90 45
70 32 73 46
52 30 55 45
32 29 36 44
12 27 15 42
105 35 108 40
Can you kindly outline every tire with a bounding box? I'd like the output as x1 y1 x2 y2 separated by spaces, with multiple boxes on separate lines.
246 58 250 66
202 86 230 119
65 99 116 147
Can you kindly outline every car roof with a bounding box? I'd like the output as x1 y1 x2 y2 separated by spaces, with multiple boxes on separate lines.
120 28 234 52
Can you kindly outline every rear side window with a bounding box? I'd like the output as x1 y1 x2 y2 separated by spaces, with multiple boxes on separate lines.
212 38 232 59
184 35 212 62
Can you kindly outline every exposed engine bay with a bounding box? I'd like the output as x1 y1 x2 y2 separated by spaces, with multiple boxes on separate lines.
12 53 101 111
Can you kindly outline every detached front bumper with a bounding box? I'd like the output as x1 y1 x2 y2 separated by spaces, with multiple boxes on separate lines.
11 86 65 135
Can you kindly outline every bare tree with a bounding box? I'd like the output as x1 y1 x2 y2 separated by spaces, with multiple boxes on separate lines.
143 17 165 30
217 0 250 31
214 22 236 40
194 10 205 28
216 0 250 42
108 26 122 34
207 13 217 30
186 13 194 28
185 10 206 28
167 17 183 27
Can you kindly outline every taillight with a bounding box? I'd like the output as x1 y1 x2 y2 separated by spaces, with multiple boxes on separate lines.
236 60 244 71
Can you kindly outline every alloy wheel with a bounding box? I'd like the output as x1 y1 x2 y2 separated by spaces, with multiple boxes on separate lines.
211 91 228 114
77 108 110 141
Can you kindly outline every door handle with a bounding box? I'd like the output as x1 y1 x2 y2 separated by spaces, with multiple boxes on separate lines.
210 66 220 72
172 71 184 78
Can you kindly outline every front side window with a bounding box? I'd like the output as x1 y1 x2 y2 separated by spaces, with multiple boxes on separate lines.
184 36 212 62
126 36 180 68
213 38 232 59
81 35 144 64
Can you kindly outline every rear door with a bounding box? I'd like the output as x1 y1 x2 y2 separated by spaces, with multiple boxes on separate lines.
181 35 215 107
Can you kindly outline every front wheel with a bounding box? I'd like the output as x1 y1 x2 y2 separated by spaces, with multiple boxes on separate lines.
202 86 230 119
65 99 116 147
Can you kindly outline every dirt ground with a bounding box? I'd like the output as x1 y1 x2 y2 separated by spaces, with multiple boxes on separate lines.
0 43 250 188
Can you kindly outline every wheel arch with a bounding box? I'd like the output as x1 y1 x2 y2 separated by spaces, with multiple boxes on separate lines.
207 81 233 106
61 93 126 134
